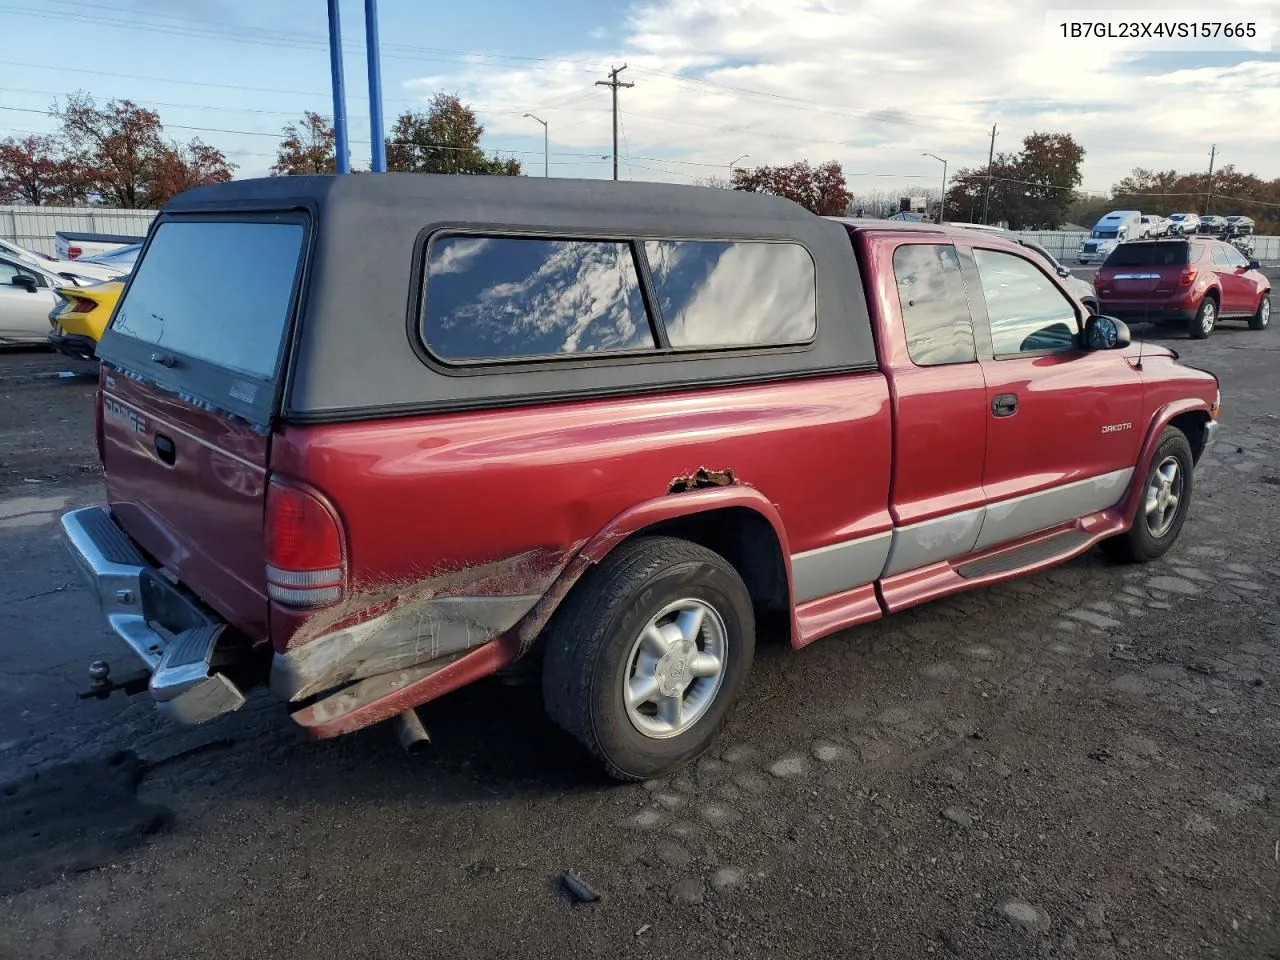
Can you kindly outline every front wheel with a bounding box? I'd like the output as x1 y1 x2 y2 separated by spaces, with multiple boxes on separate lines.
541 536 756 781
1100 427 1194 564
1250 294 1270 331
1189 297 1216 339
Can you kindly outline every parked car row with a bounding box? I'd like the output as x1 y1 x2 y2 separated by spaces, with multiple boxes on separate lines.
0 239 136 351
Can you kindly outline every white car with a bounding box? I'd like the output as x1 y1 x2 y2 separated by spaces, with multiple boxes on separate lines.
1165 213 1200 236
0 238 125 284
54 231 144 261
0 254 84 346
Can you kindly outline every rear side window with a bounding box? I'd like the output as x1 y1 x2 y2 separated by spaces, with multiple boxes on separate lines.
644 240 816 348
892 244 976 366
423 236 653 362
1103 242 1189 267
1209 246 1230 266
112 220 304 379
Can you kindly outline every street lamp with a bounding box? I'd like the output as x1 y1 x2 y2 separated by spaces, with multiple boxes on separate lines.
922 153 948 223
730 154 749 179
524 113 549 178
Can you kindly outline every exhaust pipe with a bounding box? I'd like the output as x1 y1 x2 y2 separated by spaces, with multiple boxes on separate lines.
393 709 430 754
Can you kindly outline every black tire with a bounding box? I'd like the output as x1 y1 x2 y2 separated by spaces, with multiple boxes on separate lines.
1250 294 1271 331
1100 427 1194 564
1189 296 1217 339
541 536 755 782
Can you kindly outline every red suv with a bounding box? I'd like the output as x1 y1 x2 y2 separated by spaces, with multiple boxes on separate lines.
60 176 1220 781
1095 237 1271 338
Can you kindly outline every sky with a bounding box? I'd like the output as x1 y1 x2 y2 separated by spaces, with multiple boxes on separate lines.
0 0 1276 198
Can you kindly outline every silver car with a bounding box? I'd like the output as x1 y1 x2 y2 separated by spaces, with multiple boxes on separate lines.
0 254 77 346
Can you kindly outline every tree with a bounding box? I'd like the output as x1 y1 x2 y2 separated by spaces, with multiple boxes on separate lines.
694 174 731 189
944 132 1085 229
54 93 166 208
0 135 83 204
149 139 235 204
730 160 851 216
53 92 235 207
385 93 522 176
272 111 336 175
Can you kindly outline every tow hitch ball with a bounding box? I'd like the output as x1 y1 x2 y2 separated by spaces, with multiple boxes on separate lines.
77 660 150 701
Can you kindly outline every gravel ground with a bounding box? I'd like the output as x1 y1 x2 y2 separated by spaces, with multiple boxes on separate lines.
0 288 1277 960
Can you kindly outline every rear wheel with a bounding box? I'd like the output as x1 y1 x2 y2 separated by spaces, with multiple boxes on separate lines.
541 536 755 782
1250 294 1270 331
1189 297 1216 339
1100 428 1194 564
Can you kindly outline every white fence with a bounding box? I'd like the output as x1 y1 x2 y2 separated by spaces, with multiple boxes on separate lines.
0 205 158 256
1015 230 1280 263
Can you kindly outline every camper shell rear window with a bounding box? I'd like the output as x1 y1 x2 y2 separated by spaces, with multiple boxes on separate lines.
96 212 309 425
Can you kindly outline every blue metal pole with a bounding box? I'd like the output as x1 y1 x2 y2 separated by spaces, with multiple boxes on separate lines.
327 0 350 174
364 0 386 173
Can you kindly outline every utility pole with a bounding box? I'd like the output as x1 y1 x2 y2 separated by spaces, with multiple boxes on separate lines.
1204 144 1217 216
524 113 548 177
980 123 997 224
596 65 634 181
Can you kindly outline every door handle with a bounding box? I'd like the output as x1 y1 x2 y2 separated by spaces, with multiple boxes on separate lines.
154 433 176 465
992 393 1018 417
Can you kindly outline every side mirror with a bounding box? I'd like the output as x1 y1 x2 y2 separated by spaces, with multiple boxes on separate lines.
1248 260 1261 271
1084 314 1131 351
11 274 38 293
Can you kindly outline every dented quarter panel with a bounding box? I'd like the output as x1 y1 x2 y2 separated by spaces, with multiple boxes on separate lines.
267 375 894 700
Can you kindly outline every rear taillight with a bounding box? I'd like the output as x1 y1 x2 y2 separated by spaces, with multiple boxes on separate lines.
265 480 345 608
68 297 97 313
67 246 82 259
1179 267 1196 287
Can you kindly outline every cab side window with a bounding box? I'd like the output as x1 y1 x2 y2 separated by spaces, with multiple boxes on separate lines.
1209 246 1230 267
1223 246 1249 269
892 243 976 366
972 248 1079 357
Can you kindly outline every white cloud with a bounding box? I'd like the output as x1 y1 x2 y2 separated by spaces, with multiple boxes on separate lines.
400 0 1280 193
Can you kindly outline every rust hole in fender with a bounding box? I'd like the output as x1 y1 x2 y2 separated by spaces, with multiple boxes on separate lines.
668 467 736 494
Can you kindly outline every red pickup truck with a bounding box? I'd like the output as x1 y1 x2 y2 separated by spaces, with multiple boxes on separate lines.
62 175 1220 781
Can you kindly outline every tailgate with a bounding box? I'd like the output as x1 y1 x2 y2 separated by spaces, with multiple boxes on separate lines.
95 215 308 642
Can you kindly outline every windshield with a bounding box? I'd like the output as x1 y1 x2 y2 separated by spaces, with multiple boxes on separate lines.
1092 229 1119 239
1169 215 1186 221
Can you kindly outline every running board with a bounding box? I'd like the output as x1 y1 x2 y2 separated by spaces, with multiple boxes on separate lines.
955 528 1094 580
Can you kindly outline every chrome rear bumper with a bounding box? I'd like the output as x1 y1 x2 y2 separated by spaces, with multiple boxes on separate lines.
60 506 246 725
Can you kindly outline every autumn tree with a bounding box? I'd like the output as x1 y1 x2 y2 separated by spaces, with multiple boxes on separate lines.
385 94 522 176
272 111 336 175
149 139 235 204
730 160 851 216
53 92 235 207
1110 164 1280 232
945 132 1085 229
0 134 84 204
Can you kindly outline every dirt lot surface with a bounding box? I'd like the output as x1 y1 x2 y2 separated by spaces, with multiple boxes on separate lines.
1 293 1278 959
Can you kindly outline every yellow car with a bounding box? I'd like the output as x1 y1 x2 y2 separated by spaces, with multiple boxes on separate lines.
48 279 124 362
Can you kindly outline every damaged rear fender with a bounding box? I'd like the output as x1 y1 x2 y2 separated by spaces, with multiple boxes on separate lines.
511 484 799 656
